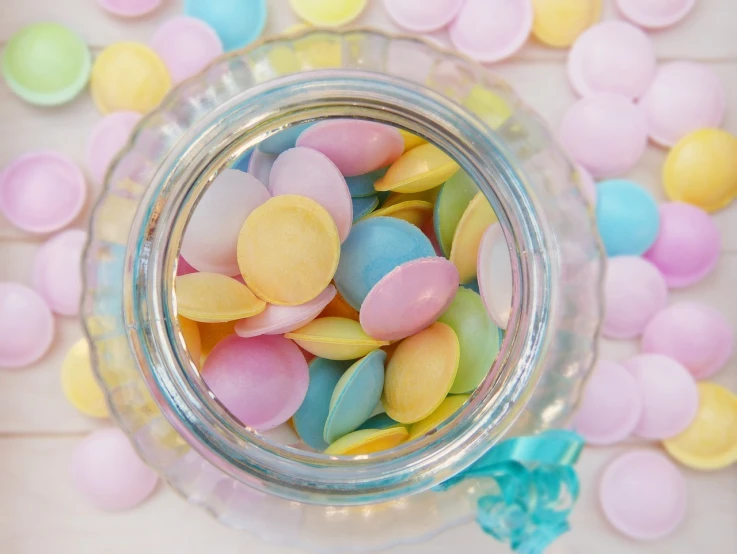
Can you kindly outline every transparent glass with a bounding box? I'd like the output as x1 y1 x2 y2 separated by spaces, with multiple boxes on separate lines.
82 30 603 552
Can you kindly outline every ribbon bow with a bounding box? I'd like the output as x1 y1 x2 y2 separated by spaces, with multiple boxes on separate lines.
435 430 584 554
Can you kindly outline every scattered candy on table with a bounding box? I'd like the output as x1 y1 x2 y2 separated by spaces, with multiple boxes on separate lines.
0 0 733 544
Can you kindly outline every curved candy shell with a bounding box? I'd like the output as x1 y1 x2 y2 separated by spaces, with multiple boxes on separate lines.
449 192 498 283
285 317 389 360
434 170 479 256
176 273 266 323
352 195 379 221
367 200 433 227
324 427 409 455
374 143 459 194
408 394 469 440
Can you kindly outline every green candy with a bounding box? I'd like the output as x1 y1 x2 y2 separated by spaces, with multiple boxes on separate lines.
438 287 502 394
2 22 91 106
433 170 479 257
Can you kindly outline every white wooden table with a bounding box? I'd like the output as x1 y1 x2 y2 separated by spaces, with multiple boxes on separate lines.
1 1 735 553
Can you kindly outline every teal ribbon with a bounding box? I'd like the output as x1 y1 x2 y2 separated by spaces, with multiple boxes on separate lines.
435 430 584 554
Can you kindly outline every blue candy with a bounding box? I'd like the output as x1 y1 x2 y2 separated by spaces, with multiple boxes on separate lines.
334 217 435 310
258 123 313 155
357 412 403 431
292 358 351 451
345 167 388 198
184 0 267 52
596 179 660 257
324 349 386 444
231 148 252 172
352 195 379 222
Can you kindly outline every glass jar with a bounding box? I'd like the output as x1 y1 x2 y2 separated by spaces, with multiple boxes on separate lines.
83 30 603 552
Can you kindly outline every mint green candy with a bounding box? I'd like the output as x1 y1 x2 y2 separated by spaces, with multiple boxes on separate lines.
2 23 91 106
434 169 479 257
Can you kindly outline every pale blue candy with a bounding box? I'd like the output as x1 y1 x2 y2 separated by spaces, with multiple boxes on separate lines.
258 123 313 155
231 148 252 172
324 349 386 444
357 412 402 431
462 279 480 294
345 167 388 198
352 195 379 222
334 217 435 310
184 0 267 52
292 357 352 451
596 179 660 257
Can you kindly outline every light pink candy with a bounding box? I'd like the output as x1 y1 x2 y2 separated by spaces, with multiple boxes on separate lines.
72 428 158 510
643 202 721 288
568 21 656 100
0 283 55 369
603 257 668 339
176 256 197 276
97 0 161 17
359 257 459 341
448 0 533 63
202 335 309 430
616 0 696 29
268 147 353 242
248 150 277 186
559 93 648 178
639 62 726 147
477 223 513 330
150 16 224 84
85 112 142 185
622 353 698 440
180 169 270 276
600 450 686 540
296 120 404 177
234 285 337 338
0 151 87 234
572 360 643 445
642 302 734 380
384 0 464 32
32 229 87 316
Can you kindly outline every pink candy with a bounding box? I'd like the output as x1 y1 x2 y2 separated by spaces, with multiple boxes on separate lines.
201 335 309 430
559 93 648 178
85 111 142 185
642 302 733 380
603 257 668 340
616 0 696 29
643 202 721 288
623 354 698 440
296 120 404 177
72 428 158 511
0 283 55 369
384 0 463 33
32 230 86 316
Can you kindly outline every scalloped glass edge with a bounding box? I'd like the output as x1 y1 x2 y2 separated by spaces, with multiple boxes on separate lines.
82 30 603 553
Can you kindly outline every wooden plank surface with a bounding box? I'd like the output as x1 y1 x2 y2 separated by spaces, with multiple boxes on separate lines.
1 0 736 553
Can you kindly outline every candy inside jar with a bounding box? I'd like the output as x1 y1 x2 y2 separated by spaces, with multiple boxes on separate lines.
174 118 512 456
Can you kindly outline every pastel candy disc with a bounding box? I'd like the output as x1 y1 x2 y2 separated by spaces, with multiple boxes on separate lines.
600 451 686 540
408 394 469 441
61 338 108 418
258 123 313 155
0 283 54 369
296 120 403 177
346 168 387 198
367 200 433 228
383 0 464 33
201 335 309 430
324 427 409 456
292 357 352 451
352 195 379 221
235 285 336 338
596 179 660 257
531 0 602 48
438 287 501 394
176 273 266 323
477 222 514 330
237 195 341 306
616 0 696 29
32 229 87 316
360 257 460 341
247 149 277 187
181 168 270 276
434 170 479 256
289 0 368 27
383 322 460 424
334 217 435 310
269 147 353 242
449 192 498 284
324 349 386 444
85 111 142 185
663 383 737 470
285 317 389 360
374 143 459 194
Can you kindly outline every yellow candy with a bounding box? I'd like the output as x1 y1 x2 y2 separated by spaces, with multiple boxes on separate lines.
61 338 108 418
198 320 237 358
285 317 389 360
449 192 498 283
238 195 341 306
408 394 470 441
178 316 201 369
663 129 737 212
374 144 460 194
294 35 342 68
383 322 460 424
463 85 514 130
324 427 409 455
319 290 360 321
289 0 367 27
399 129 427 151
90 42 171 114
532 0 602 48
367 200 433 228
176 273 266 323
663 383 737 470
383 188 440 208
